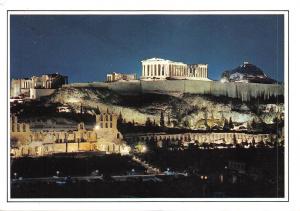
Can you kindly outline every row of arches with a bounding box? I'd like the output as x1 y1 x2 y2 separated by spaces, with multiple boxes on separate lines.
126 133 271 144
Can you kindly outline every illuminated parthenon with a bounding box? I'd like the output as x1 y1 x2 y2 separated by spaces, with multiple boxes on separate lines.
141 58 209 80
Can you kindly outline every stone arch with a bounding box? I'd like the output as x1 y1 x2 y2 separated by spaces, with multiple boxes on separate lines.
21 147 25 156
28 147 34 156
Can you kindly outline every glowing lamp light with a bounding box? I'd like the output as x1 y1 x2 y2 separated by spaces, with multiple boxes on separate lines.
94 125 100 130
141 146 147 153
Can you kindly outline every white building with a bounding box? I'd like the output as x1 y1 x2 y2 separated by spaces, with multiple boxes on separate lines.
106 72 137 82
141 58 210 81
11 73 68 99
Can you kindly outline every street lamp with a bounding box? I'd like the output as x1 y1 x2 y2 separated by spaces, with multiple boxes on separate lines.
13 172 17 180
56 170 60 177
141 145 147 153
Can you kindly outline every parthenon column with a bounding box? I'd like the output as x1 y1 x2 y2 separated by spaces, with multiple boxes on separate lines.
151 65 153 76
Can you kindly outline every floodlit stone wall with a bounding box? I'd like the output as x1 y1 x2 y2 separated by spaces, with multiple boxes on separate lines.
30 88 56 99
10 114 128 157
64 80 284 102
141 81 284 101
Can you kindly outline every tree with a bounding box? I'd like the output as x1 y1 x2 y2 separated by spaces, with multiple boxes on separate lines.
146 137 157 152
204 109 208 126
11 137 19 148
183 119 190 128
167 113 171 126
160 111 165 127
229 117 234 129
188 142 198 151
247 121 251 131
223 118 229 131
162 138 171 150
145 117 152 127
251 137 256 147
177 138 184 149
232 133 237 146
80 103 83 115
96 106 101 115
251 118 257 129
117 112 123 123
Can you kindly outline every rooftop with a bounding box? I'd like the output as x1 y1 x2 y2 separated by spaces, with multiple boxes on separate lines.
141 57 185 64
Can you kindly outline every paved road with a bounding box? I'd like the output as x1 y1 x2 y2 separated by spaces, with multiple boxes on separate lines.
11 173 169 184
11 172 189 184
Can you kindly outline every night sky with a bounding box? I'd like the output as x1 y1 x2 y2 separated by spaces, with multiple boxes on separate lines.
10 15 284 82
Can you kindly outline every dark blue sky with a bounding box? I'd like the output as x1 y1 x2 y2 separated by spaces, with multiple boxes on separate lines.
10 15 284 82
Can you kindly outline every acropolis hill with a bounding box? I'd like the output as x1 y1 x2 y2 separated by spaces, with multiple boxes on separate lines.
64 58 284 102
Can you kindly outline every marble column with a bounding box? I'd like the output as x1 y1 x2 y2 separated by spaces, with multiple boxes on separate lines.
158 64 161 76
151 65 153 76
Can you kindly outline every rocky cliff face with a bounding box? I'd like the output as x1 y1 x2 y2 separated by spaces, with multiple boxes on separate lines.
48 87 284 129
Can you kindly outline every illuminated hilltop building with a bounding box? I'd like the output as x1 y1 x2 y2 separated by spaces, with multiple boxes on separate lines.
141 58 210 81
106 72 137 82
11 73 68 99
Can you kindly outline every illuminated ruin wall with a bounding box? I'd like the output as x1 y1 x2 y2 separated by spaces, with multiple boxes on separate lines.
64 80 284 101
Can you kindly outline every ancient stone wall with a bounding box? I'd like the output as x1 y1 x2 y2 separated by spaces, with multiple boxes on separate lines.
64 80 284 102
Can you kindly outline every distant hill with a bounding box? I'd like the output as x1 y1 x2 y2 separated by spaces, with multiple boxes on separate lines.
220 62 277 84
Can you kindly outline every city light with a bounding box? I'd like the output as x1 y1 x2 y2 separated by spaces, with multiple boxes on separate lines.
141 145 147 153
